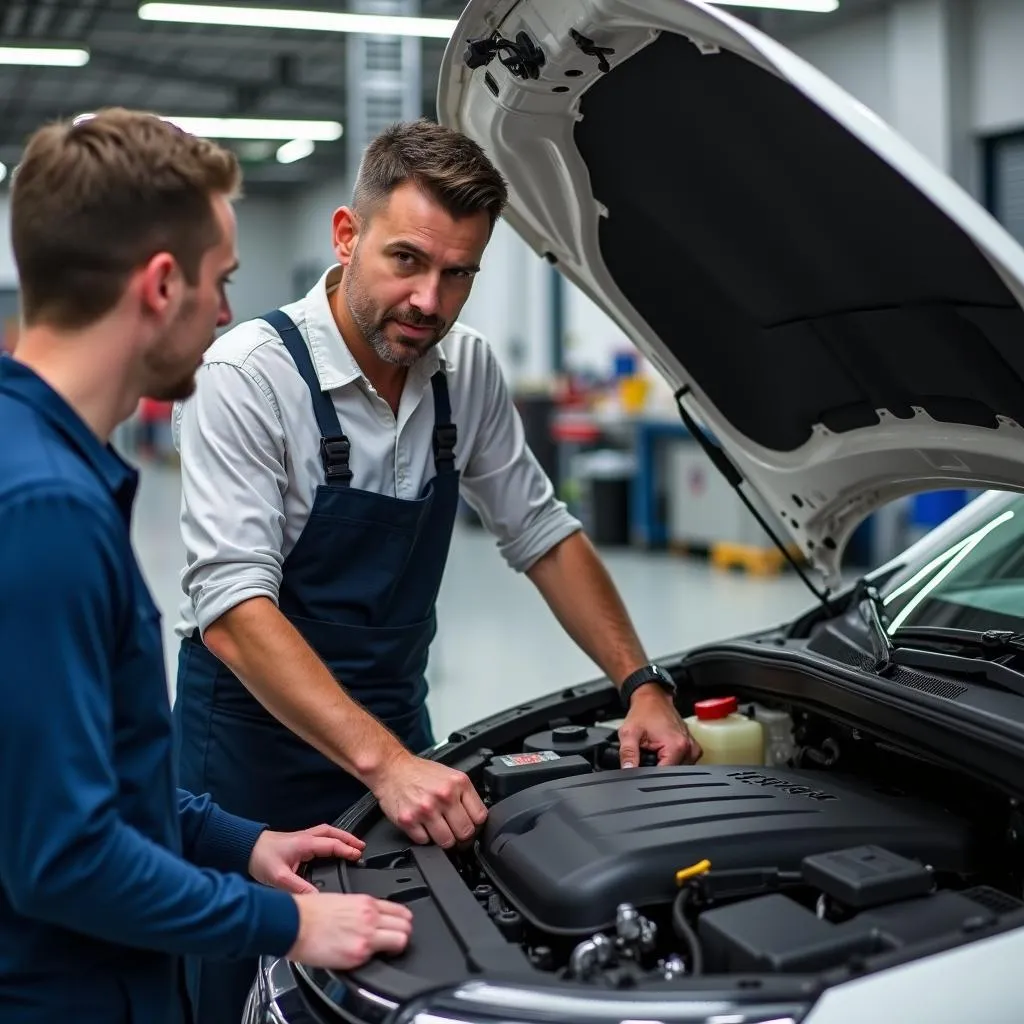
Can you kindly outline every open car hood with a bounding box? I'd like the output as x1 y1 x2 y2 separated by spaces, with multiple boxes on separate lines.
438 0 1024 588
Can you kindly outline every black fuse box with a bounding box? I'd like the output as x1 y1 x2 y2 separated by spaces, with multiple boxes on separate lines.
698 887 1005 974
699 893 880 973
483 751 592 801
802 845 934 909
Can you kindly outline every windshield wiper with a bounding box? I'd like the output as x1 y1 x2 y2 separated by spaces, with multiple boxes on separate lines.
890 626 1024 656
853 581 1024 698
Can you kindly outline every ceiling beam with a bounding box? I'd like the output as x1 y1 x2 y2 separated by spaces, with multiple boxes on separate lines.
87 27 344 56
84 47 345 106
85 25 449 59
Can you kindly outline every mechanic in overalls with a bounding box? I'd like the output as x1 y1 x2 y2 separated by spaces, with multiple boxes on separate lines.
172 117 702 1023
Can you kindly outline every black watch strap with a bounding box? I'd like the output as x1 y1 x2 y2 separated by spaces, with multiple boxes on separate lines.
620 663 676 708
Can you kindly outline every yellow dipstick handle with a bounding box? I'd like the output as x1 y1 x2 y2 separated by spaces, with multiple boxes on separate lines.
675 859 712 886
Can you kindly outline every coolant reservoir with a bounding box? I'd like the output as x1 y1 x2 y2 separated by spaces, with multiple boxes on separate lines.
745 703 796 766
685 696 765 765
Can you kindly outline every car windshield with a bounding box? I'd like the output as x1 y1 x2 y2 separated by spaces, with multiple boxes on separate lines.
880 491 1024 635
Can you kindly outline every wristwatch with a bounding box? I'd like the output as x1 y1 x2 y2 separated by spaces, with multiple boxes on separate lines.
619 663 676 708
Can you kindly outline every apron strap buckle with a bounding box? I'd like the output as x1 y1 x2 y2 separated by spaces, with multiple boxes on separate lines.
321 435 353 484
432 422 458 471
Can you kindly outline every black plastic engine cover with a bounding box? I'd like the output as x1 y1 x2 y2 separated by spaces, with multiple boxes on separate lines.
476 766 975 935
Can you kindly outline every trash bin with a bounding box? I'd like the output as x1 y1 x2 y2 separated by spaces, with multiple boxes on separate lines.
573 449 636 547
514 391 558 484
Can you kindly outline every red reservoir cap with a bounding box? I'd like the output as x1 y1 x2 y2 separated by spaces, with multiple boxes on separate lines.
693 696 738 720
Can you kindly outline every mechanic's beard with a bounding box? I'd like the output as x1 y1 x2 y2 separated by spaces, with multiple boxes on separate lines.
150 371 198 402
146 358 200 401
344 260 446 367
142 302 208 401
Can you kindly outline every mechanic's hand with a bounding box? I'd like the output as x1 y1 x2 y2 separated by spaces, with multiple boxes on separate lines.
249 824 365 894
288 892 412 968
373 751 488 849
618 688 702 767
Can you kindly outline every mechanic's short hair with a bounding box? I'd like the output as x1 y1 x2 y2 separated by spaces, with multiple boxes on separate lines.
11 106 242 330
352 118 508 233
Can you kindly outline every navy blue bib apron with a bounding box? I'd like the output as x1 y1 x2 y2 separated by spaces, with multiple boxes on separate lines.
173 309 461 1024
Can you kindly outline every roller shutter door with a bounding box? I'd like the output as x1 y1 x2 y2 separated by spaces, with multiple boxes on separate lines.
990 133 1024 246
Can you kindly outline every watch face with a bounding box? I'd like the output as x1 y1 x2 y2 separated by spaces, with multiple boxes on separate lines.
650 666 673 688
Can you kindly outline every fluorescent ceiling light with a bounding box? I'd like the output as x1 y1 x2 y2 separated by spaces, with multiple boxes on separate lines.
138 3 457 38
0 163 7 185
76 112 341 141
709 0 839 10
277 138 315 164
0 45 89 66
165 116 342 141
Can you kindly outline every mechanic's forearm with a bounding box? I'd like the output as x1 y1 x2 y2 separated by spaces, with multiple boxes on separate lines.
203 597 407 784
527 531 648 687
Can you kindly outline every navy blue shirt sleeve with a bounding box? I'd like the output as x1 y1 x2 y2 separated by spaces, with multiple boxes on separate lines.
0 486 298 958
177 788 268 875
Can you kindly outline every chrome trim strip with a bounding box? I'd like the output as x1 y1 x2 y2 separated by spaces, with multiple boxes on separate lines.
294 962 399 1023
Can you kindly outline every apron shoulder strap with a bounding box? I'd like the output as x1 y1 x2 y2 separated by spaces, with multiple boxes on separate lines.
430 370 457 475
260 309 352 486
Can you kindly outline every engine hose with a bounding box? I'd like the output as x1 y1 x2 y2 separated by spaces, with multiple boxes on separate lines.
671 887 704 975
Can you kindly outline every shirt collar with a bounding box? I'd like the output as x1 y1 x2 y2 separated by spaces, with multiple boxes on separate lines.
301 264 450 392
0 355 138 507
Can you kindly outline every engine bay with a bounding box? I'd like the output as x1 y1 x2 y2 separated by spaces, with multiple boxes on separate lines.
477 759 975 938
309 684 1024 1003
444 721 1016 987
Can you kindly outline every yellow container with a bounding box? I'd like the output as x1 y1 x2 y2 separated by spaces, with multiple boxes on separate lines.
618 375 649 414
685 696 765 765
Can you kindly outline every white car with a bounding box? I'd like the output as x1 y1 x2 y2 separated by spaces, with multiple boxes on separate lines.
244 1 1024 1022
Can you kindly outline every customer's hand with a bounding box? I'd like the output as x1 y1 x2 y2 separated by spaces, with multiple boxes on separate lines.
249 824 365 894
618 688 702 767
289 893 413 968
373 751 487 848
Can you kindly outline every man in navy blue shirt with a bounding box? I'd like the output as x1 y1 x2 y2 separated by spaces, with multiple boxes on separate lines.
0 108 412 1024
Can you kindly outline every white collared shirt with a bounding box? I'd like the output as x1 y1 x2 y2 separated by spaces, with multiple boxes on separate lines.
172 265 581 638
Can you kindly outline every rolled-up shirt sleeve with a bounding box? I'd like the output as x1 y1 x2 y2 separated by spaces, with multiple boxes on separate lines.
175 357 289 636
459 342 581 573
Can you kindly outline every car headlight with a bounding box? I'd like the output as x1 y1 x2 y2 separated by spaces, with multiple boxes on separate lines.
242 956 318 1024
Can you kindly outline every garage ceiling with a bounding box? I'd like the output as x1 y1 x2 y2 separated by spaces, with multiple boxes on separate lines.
0 0 884 196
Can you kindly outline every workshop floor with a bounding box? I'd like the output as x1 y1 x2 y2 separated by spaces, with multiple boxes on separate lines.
134 462 817 740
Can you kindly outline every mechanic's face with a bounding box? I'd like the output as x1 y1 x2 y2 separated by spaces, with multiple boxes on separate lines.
143 193 237 401
334 181 489 367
